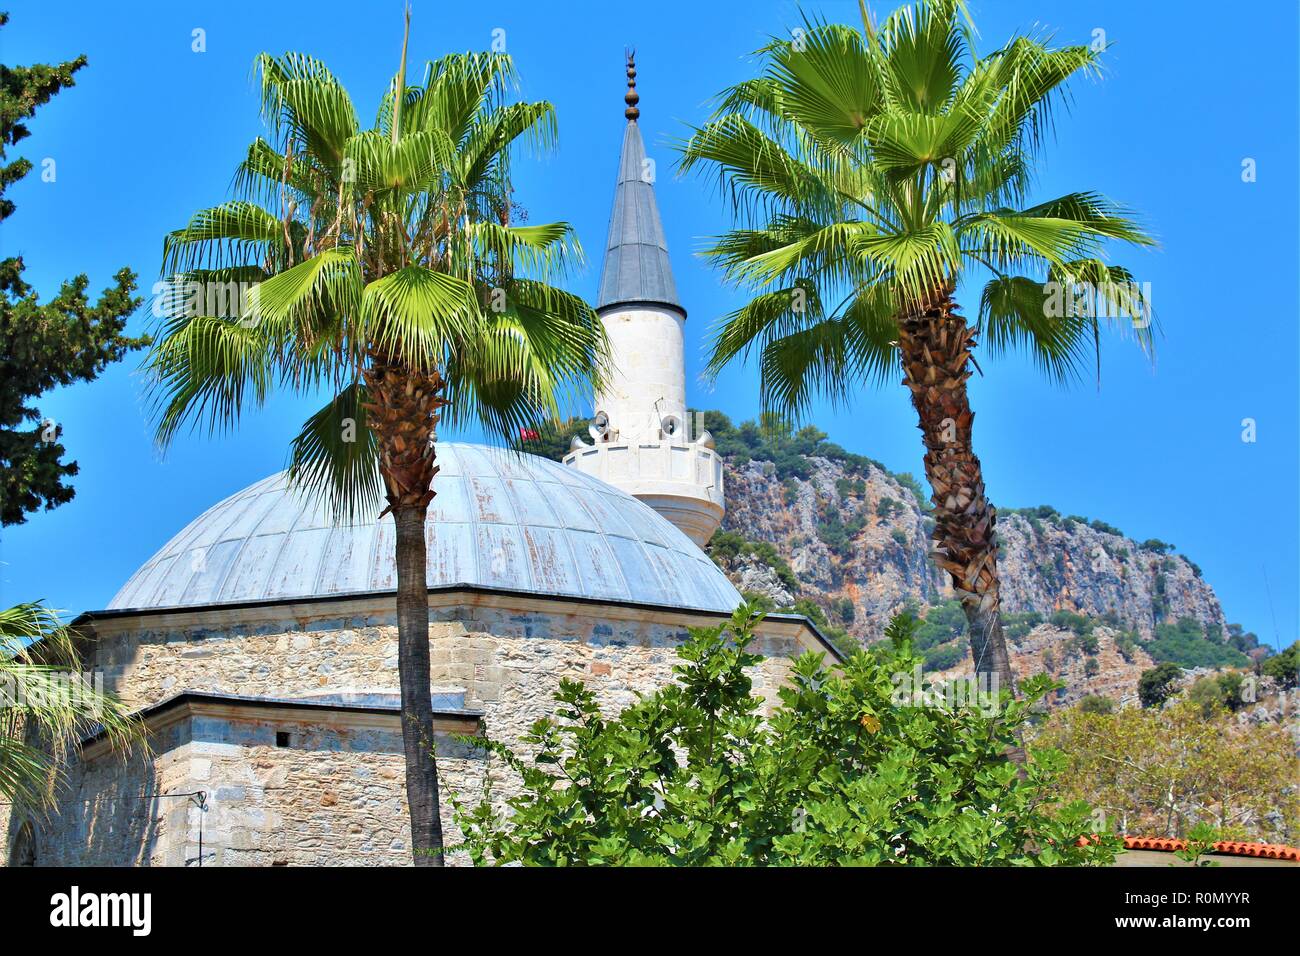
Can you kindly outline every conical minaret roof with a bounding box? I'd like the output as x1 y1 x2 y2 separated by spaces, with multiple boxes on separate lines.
595 53 684 316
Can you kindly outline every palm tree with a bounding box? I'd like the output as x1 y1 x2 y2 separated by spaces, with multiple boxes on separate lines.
1 602 138 817
143 18 607 865
679 0 1154 694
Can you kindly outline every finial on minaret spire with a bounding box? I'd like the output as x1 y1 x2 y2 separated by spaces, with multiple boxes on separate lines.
624 49 640 121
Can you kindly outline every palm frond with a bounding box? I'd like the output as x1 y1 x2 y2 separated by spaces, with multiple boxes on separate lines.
678 114 840 220
977 274 1094 383
766 18 884 147
162 201 283 274
254 52 359 168
360 265 478 370
457 100 557 188
875 0 972 114
144 314 277 447
287 383 383 523
467 221 584 279
0 602 144 815
408 52 518 146
442 280 608 439
251 247 361 345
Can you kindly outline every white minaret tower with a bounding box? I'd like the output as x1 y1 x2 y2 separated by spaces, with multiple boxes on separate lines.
564 53 724 546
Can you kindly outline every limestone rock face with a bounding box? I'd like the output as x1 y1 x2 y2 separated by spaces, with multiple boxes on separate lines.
994 516 1226 638
719 457 942 633
930 624 1157 708
734 558 797 607
714 453 1228 644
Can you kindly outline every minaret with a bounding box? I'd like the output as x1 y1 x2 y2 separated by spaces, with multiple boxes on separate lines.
564 53 724 546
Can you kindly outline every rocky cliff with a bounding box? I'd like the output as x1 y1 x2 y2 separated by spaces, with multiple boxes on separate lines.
715 451 1228 645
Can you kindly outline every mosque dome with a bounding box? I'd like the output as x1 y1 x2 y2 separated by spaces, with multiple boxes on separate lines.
108 443 740 614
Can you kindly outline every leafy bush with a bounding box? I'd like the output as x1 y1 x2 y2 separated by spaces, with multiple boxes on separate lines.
1002 504 1060 522
875 496 901 518
453 607 1119 866
1077 695 1114 715
1048 611 1092 638
912 600 966 651
1137 662 1183 708
782 479 799 506
1187 672 1247 718
1226 623 1263 654
921 640 966 672
1000 611 1043 643
816 508 866 557
830 597 856 624
837 477 867 499
1140 539 1175 555
694 410 885 480
892 472 932 512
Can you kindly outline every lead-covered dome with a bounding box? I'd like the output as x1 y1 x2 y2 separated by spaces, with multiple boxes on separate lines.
109 443 740 614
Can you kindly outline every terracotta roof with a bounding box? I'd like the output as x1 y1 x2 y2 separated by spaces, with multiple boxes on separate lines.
1078 834 1300 861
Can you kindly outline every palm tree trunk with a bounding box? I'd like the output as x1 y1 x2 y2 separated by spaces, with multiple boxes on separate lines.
393 502 444 866
897 296 1015 697
363 357 446 866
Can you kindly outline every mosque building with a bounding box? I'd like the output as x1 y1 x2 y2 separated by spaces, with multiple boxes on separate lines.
1 60 831 867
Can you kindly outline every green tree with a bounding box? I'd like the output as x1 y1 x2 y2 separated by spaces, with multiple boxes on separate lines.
1040 698 1300 842
1 602 139 818
1137 662 1183 709
678 0 1154 695
453 606 1118 866
1261 641 1298 689
142 21 606 864
0 13 148 526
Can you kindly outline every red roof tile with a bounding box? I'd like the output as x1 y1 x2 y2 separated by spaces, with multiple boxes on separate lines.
1076 834 1300 861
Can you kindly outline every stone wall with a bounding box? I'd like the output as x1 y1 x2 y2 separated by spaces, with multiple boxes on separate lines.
10 717 191 867
4 592 821 866
9 703 484 867
85 593 808 760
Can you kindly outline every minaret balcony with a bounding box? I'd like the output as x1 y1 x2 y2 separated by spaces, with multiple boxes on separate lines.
563 438 724 547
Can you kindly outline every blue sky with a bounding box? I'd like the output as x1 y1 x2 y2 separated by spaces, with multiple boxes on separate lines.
2 0 1296 648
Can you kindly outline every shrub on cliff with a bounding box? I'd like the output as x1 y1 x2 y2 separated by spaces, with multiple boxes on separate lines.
1147 617 1249 669
452 606 1117 866
1261 641 1299 689
706 529 799 593
1137 662 1184 708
